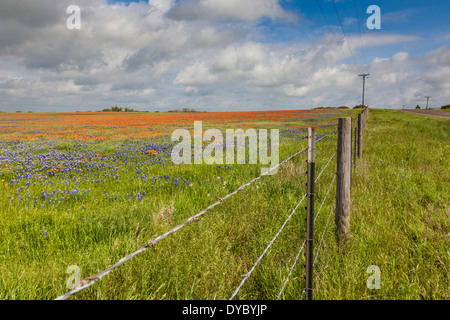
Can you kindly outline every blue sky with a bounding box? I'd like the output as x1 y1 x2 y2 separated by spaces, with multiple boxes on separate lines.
0 0 449 111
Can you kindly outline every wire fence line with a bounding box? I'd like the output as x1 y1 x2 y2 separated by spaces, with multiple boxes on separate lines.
277 238 306 300
315 174 336 223
315 151 336 184
314 228 334 300
276 157 336 300
313 201 335 267
55 130 337 300
302 111 367 300
300 184 336 300
229 192 307 300
228 149 338 300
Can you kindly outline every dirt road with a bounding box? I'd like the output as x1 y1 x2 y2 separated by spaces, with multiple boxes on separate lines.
404 109 450 118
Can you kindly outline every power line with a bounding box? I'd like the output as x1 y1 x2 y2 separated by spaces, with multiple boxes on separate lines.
353 0 368 70
314 0 360 75
331 0 362 75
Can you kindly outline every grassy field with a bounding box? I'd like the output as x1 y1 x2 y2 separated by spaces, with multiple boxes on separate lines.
0 109 448 300
316 109 449 300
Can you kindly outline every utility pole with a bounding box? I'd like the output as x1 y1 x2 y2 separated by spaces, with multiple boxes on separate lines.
358 74 370 107
425 96 431 110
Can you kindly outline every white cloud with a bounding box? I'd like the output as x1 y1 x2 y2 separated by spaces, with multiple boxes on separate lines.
167 0 297 22
174 62 219 85
284 84 310 97
0 0 448 112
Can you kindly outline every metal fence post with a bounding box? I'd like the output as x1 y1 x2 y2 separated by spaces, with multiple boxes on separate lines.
336 118 351 243
305 127 315 300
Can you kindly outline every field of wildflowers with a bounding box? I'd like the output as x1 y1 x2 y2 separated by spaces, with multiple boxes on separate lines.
1 109 350 300
1 109 448 300
0 110 341 217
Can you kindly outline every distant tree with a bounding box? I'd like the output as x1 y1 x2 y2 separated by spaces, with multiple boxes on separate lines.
353 104 367 109
415 105 421 109
338 106 349 109
16 110 22 113
110 105 123 112
440 104 450 110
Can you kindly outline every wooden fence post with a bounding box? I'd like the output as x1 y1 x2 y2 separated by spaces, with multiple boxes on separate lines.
357 113 363 159
363 109 367 131
353 116 357 168
305 127 315 300
336 118 351 243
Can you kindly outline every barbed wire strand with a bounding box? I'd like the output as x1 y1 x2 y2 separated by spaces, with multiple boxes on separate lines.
55 137 338 300
276 239 306 300
314 229 333 300
229 192 308 300
314 151 337 184
314 201 335 267
277 173 335 300
301 200 336 301
314 174 336 223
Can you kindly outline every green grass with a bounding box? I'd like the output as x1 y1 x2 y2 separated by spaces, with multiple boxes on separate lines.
0 109 448 300
314 109 449 300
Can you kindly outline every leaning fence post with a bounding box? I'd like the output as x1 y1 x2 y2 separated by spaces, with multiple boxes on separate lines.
336 118 351 243
305 127 315 300
357 113 363 159
363 109 367 131
353 116 357 168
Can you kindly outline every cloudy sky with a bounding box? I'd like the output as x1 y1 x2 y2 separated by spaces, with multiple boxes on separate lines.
0 0 449 112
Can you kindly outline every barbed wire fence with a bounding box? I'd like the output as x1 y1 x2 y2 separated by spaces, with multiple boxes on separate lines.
55 109 368 301
229 109 367 301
